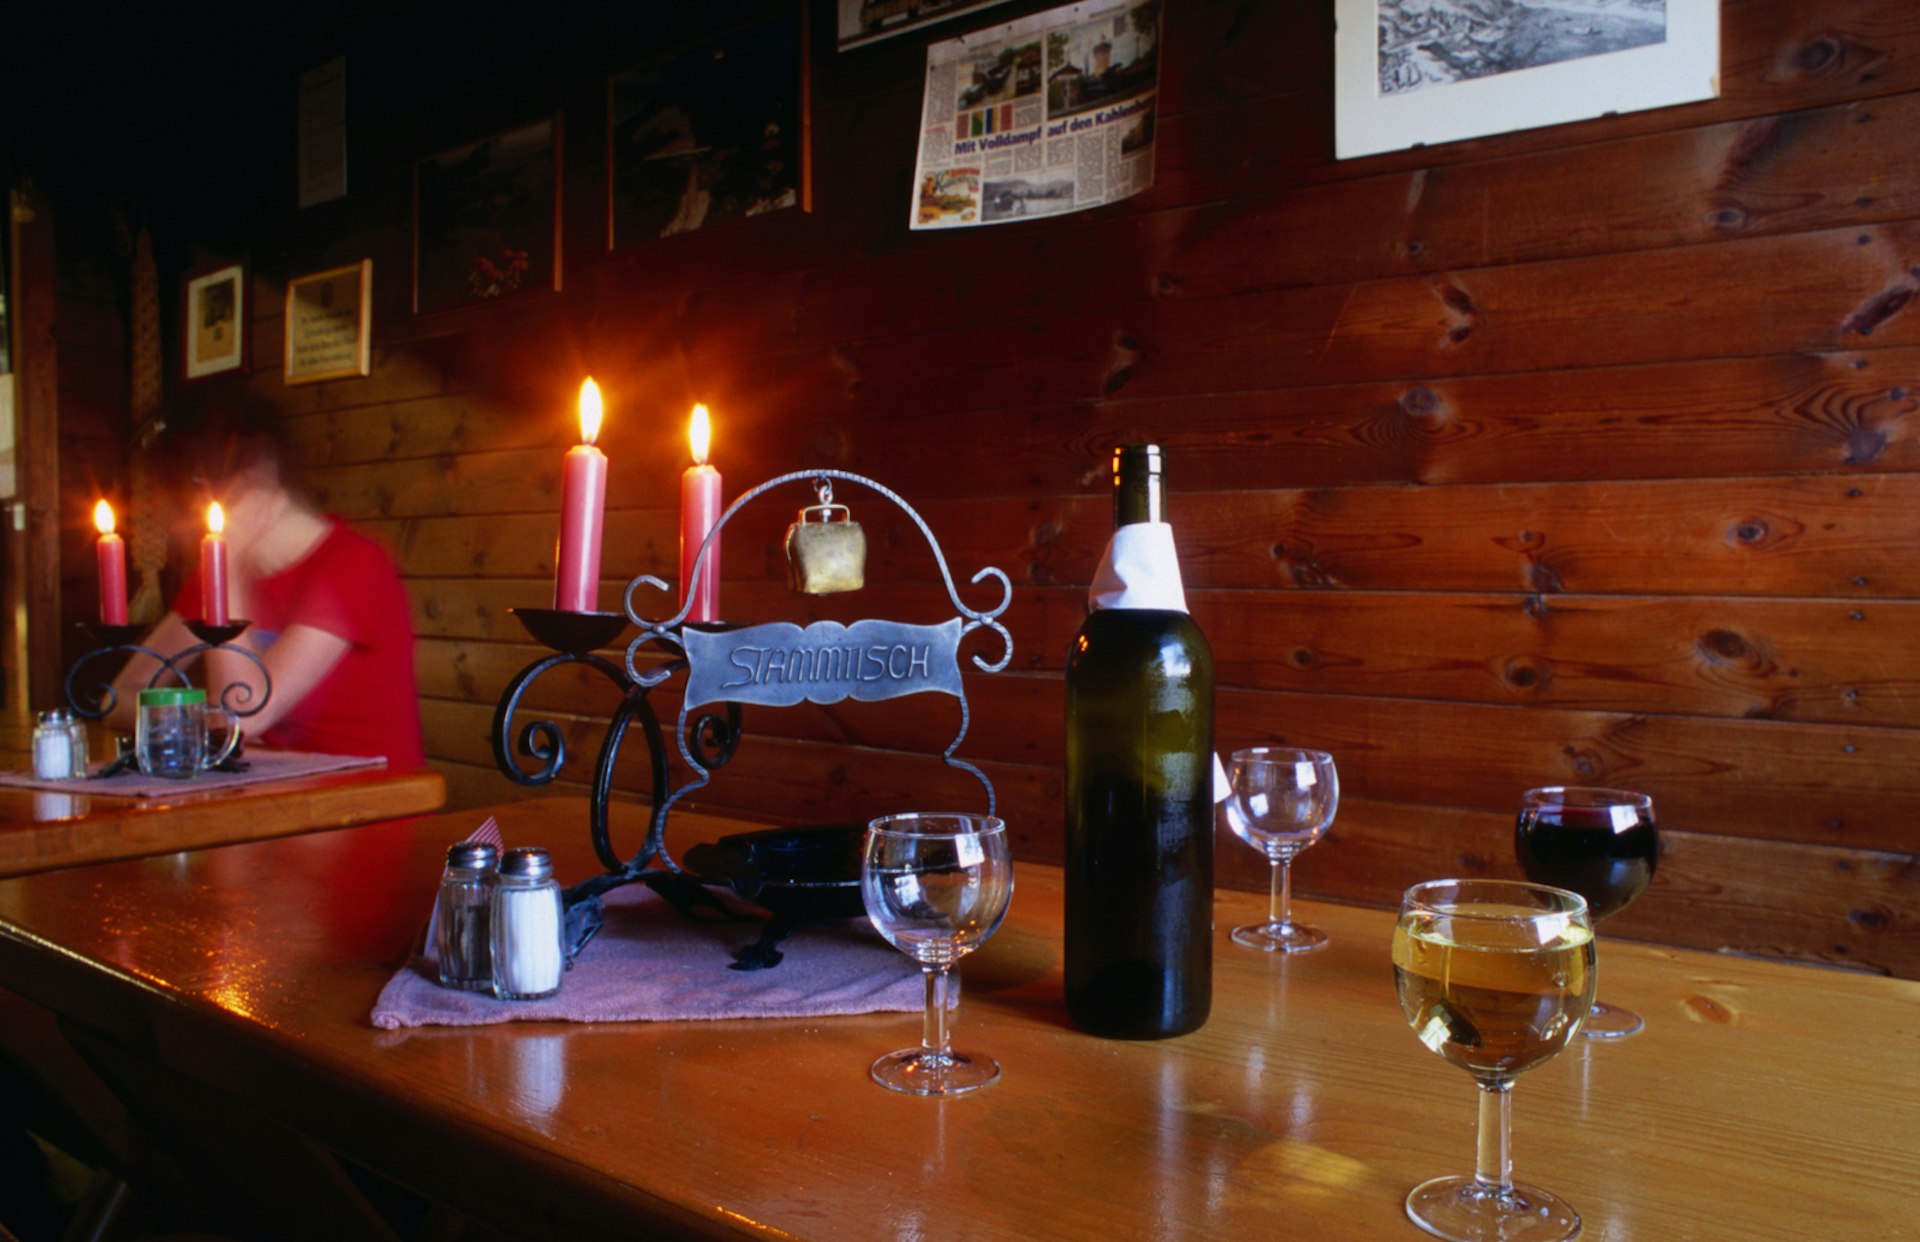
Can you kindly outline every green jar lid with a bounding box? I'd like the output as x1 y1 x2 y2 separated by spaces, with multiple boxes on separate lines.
138 687 207 706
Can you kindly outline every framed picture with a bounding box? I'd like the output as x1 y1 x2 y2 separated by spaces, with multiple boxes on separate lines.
413 117 561 316
836 0 1017 50
284 260 372 385
1334 0 1719 159
183 262 247 379
607 11 810 249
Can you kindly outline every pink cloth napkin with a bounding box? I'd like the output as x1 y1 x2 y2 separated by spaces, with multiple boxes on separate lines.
0 750 384 798
371 879 923 1029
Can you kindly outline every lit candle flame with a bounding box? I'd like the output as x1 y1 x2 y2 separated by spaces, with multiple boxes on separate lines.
207 501 226 535
690 404 711 467
579 378 603 446
94 499 116 536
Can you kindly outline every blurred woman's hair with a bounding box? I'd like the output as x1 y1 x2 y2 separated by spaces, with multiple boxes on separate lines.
167 401 307 502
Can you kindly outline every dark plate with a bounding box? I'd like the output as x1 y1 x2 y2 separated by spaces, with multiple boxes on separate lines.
683 823 866 924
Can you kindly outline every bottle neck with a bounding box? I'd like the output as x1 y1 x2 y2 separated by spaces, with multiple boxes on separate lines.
1112 446 1166 528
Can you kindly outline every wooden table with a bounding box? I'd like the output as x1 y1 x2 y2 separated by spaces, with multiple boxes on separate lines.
0 796 1911 1241
0 763 446 876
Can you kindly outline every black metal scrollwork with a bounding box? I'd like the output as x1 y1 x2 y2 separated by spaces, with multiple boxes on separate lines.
493 471 1012 940
65 623 274 723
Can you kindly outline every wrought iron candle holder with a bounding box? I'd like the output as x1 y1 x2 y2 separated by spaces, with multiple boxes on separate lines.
64 619 274 723
491 469 1014 954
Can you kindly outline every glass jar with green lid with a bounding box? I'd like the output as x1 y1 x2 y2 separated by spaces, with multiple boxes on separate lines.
135 687 241 779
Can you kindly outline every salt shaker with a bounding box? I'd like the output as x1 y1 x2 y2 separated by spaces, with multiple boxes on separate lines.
434 841 499 991
491 847 564 1001
32 710 78 780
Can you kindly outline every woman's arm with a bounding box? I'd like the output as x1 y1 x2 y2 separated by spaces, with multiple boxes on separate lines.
203 623 352 737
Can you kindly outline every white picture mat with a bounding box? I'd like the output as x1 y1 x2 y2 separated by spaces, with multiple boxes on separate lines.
184 264 246 379
1334 0 1719 160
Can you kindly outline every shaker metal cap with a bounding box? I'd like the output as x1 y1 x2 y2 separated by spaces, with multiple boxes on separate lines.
37 709 75 725
445 841 500 870
499 846 554 880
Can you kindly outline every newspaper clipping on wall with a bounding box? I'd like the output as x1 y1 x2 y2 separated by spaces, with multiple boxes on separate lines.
910 0 1162 230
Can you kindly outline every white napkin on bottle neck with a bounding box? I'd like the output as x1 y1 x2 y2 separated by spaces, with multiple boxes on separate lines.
1086 522 1229 802
1089 523 1189 612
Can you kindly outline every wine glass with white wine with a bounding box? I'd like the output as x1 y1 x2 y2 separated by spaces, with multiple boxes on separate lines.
1393 879 1596 1242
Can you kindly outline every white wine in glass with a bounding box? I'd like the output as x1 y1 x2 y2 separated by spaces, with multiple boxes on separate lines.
1393 879 1595 1242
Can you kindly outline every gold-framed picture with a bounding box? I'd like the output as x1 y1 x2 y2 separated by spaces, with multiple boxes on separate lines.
284 260 372 385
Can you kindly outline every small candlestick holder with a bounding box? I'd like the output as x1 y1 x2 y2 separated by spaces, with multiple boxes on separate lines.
64 619 274 722
491 469 1013 963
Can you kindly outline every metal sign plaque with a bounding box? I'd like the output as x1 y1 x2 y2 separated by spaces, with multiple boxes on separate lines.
683 618 964 710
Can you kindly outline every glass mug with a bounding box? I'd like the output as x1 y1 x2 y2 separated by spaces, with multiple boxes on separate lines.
135 688 242 779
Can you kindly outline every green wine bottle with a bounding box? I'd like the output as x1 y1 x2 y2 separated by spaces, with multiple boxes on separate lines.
1064 444 1215 1039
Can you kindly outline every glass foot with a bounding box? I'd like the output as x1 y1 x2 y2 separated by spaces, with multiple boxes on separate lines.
870 1047 999 1097
1232 920 1327 953
1580 999 1644 1040
1406 1175 1581 1242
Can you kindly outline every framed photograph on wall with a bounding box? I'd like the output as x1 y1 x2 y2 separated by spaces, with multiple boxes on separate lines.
1334 0 1719 159
836 0 1016 50
607 10 810 249
413 117 561 315
284 260 372 385
183 262 247 379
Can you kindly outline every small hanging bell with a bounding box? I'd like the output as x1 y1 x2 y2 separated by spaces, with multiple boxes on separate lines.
785 481 866 595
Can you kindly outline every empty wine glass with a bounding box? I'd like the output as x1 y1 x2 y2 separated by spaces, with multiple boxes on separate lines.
861 813 1013 1097
1515 786 1658 1039
1394 879 1596 1242
1224 747 1338 952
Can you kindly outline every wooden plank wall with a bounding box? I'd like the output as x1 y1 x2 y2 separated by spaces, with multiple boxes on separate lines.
207 0 1917 975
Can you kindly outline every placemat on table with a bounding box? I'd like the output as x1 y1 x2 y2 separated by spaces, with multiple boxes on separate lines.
0 749 386 798
371 881 923 1028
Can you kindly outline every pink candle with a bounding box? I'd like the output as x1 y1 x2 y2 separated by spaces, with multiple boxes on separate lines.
554 378 608 613
93 500 128 625
679 404 722 623
201 502 230 625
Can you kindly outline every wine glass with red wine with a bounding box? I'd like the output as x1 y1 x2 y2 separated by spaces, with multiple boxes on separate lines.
1514 786 1657 1039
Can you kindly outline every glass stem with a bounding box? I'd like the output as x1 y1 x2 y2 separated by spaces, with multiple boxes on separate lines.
1474 1079 1514 1194
1268 855 1293 929
922 966 952 1058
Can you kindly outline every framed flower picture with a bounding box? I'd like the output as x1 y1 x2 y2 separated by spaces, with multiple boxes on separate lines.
413 117 562 315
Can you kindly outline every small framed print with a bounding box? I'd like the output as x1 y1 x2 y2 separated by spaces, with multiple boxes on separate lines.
183 262 247 379
284 260 372 385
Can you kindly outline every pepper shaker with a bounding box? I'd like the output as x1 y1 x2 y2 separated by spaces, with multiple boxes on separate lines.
434 840 500 991
491 847 564 1001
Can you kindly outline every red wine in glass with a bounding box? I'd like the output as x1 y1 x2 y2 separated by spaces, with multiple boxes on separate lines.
1515 786 1657 1039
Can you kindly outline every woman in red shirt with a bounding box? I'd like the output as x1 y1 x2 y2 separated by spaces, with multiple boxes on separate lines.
110 408 425 770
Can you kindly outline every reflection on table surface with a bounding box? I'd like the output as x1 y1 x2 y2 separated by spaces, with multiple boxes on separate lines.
0 795 1911 1241
0 757 445 876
